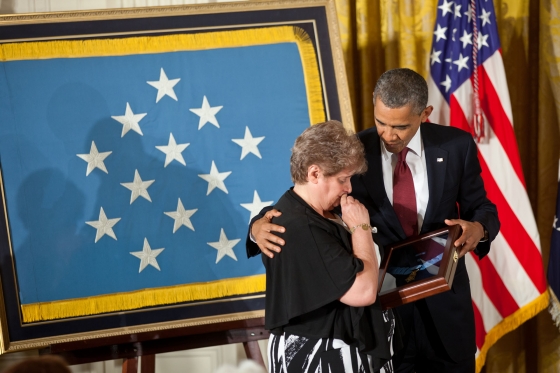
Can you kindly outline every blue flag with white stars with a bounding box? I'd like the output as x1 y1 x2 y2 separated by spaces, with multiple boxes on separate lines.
0 30 316 317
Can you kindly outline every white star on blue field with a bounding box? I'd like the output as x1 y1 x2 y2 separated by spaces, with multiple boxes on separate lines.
430 0 501 101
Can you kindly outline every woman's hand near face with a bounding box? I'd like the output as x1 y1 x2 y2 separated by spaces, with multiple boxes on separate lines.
338 194 379 307
340 194 370 229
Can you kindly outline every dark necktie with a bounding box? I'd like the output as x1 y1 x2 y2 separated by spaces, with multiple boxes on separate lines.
393 147 418 237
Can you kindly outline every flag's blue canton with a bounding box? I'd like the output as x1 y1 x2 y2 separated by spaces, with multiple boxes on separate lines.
549 180 560 299
430 0 500 101
0 43 311 304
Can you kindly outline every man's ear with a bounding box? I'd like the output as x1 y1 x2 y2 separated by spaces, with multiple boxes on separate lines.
307 165 321 184
421 105 434 122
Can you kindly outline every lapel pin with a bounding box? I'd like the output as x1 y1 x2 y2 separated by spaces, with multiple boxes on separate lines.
437 158 444 162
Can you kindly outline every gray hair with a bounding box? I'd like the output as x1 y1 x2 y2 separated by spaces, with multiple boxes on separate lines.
290 120 367 184
373 68 428 115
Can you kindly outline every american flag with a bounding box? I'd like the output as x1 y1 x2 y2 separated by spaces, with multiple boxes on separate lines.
427 0 548 369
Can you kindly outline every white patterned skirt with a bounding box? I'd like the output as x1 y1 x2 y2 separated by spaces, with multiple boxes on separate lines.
267 332 394 373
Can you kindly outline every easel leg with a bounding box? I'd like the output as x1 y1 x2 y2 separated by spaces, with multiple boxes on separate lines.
141 354 156 373
122 357 138 373
243 341 265 368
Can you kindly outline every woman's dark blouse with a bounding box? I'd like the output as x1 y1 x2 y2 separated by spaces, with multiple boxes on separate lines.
263 189 392 360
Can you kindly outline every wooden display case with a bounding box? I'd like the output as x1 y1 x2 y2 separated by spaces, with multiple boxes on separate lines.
378 225 462 310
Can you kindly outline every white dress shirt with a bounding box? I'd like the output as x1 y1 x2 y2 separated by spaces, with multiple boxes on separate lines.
380 128 430 234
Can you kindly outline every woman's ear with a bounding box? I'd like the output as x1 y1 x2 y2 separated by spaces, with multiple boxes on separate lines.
307 165 321 184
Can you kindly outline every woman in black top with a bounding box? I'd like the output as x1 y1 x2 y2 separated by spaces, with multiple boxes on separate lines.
262 120 394 373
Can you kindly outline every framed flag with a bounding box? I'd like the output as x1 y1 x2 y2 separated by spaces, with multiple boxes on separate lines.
0 0 353 353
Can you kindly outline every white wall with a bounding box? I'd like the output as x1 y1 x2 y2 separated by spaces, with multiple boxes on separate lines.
0 0 268 372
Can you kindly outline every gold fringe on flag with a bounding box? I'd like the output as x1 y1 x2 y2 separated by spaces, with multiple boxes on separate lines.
548 286 560 330
475 290 549 373
21 274 265 323
0 25 325 125
291 27 326 126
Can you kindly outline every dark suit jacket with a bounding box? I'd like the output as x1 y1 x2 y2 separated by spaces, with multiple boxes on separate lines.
246 122 500 362
351 123 499 362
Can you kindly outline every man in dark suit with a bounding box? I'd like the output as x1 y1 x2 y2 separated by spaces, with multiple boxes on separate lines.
247 68 499 372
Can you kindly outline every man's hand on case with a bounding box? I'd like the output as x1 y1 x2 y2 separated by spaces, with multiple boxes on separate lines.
445 219 485 258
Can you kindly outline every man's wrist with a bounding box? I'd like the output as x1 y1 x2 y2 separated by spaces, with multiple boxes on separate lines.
476 221 489 242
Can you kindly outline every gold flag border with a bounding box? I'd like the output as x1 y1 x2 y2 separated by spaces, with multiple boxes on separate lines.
22 275 265 323
475 290 549 372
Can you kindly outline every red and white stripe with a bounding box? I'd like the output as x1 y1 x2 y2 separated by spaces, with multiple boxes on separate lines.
427 49 547 357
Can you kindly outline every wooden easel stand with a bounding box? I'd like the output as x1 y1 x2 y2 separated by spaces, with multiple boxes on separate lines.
39 318 269 373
